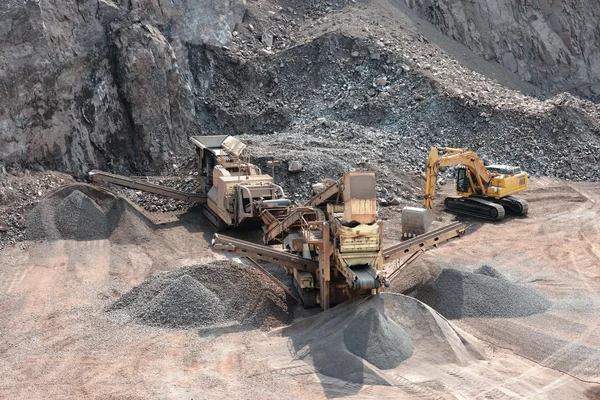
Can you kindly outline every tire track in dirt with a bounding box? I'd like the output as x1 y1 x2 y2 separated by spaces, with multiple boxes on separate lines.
386 374 448 399
485 184 600 392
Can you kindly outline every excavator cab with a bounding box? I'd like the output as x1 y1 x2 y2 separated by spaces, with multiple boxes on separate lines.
456 167 471 194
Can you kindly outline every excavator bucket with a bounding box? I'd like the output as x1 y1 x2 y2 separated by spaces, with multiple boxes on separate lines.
401 207 433 237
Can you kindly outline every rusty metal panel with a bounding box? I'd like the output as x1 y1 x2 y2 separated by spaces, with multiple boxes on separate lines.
218 175 273 184
337 222 380 253
222 136 247 158
284 233 304 253
343 171 376 201
212 165 231 187
343 198 377 224
189 135 229 152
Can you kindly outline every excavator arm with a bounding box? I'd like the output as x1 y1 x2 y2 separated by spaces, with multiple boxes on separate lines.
423 147 493 209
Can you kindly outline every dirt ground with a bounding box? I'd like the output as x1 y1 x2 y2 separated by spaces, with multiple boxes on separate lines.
0 177 599 399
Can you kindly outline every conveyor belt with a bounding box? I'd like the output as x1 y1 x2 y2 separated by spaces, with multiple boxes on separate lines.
382 221 465 263
263 207 324 244
211 234 318 272
245 257 302 304
89 170 207 203
304 181 340 207
349 267 379 290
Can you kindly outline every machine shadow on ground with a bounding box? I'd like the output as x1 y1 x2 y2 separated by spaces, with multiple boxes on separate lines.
152 206 214 235
283 318 367 398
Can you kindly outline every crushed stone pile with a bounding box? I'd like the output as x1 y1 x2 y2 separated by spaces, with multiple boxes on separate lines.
0 171 74 249
473 264 506 280
282 293 483 385
27 184 154 244
108 260 294 330
138 275 226 328
343 308 414 370
108 167 202 213
55 190 109 240
415 267 550 320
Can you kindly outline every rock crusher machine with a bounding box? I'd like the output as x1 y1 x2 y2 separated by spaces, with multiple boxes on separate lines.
212 170 465 310
89 135 465 311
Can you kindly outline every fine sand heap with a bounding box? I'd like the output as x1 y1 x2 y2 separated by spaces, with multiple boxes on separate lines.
415 266 550 319
109 260 294 330
282 293 484 385
27 184 154 244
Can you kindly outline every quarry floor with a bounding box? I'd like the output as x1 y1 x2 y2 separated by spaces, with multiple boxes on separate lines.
1 177 600 399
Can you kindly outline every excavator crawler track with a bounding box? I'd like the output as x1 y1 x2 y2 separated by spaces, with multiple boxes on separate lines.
444 197 505 220
494 195 529 215
203 205 228 231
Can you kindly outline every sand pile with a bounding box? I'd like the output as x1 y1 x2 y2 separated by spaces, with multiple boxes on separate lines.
282 293 483 385
27 184 154 243
109 260 294 330
415 267 550 319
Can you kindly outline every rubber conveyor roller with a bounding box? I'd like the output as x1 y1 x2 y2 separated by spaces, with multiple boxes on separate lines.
348 267 380 290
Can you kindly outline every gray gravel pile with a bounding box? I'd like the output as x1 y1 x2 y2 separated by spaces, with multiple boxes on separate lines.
0 171 74 249
415 268 550 320
108 260 294 330
474 265 506 280
343 307 414 369
27 183 154 243
55 190 109 241
283 293 483 384
138 275 226 328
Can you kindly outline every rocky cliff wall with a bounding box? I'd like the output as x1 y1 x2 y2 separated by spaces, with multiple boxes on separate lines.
0 0 244 174
404 0 600 100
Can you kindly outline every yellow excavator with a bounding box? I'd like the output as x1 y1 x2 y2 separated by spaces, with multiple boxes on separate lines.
402 146 529 236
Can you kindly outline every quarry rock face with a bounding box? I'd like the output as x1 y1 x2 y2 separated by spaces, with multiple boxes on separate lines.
110 22 196 168
404 0 600 99
0 0 244 175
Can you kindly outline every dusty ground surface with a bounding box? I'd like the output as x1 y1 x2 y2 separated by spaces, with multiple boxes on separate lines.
1 177 600 399
2 0 600 398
